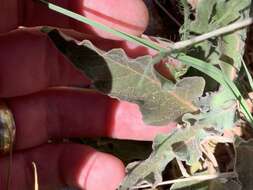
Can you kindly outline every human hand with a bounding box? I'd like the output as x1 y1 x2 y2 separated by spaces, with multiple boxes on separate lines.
0 1 176 189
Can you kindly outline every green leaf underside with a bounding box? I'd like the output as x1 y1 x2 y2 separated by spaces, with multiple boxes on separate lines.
175 53 253 125
180 0 250 78
129 0 253 188
119 125 205 190
177 0 252 125
189 90 237 132
47 30 205 125
187 0 250 34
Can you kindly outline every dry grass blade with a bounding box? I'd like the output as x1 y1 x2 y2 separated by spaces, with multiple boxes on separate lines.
130 172 236 189
154 0 181 27
32 162 39 190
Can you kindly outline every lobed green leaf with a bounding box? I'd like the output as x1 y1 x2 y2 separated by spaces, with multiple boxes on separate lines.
46 30 205 125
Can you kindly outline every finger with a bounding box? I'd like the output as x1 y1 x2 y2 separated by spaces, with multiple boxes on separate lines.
6 88 175 150
2 0 149 39
0 29 89 97
0 28 155 98
0 143 125 190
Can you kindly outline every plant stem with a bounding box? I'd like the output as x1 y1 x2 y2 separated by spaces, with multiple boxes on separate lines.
172 17 253 50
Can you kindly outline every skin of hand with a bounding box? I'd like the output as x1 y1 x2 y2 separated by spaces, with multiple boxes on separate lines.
0 0 176 189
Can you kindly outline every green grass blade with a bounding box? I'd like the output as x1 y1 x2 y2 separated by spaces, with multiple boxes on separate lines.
241 55 253 91
37 0 165 52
